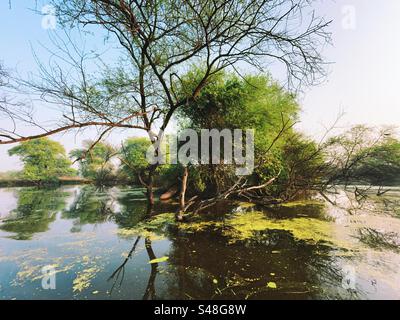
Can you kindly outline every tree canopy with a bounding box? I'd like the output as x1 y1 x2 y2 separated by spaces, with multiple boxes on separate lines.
176 71 301 196
8 138 75 181
353 137 400 186
70 140 116 183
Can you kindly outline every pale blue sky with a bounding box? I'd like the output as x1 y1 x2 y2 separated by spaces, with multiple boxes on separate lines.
0 0 399 171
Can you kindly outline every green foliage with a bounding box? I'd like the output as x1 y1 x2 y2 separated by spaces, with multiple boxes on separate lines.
119 137 152 177
276 133 326 198
0 171 20 180
8 138 75 182
178 70 298 136
119 136 179 187
70 140 116 183
322 126 400 186
177 69 300 195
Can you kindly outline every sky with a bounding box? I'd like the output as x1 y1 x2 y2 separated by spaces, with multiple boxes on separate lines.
0 0 399 171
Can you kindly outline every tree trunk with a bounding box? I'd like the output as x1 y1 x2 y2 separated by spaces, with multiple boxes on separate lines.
146 168 155 215
139 167 156 216
177 166 189 221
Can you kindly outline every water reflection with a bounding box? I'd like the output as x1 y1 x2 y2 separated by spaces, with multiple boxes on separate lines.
162 228 346 299
143 238 158 300
0 186 400 299
62 186 116 232
108 236 142 294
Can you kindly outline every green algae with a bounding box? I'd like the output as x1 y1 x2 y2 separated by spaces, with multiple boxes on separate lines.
223 211 334 243
73 266 101 292
113 204 352 250
178 210 352 249
267 282 277 289
149 256 169 264
278 200 324 208
177 219 223 233
116 213 175 241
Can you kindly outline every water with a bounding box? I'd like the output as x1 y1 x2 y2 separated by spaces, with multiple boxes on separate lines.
0 185 400 300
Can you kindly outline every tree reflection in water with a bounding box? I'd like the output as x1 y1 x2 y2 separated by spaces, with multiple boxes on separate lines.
0 187 68 240
105 226 358 300
108 236 141 294
0 186 379 299
62 186 117 231
143 238 158 300
108 236 159 300
162 227 359 300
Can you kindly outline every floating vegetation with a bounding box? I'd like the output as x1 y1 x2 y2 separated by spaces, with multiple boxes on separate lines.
278 200 325 208
117 228 162 241
13 264 47 285
4 244 105 291
73 266 101 293
149 256 169 264
11 257 75 287
2 185 400 300
177 220 223 233
223 211 338 245
117 213 175 241
178 211 352 249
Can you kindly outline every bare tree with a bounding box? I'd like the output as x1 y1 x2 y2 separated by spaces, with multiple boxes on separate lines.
277 123 397 210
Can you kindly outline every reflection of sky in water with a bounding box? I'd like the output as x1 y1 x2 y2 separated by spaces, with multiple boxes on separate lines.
0 189 17 219
0 186 400 300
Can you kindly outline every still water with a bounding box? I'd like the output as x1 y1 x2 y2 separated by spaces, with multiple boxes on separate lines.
0 185 400 300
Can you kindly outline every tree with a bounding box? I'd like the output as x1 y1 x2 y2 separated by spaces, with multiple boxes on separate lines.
8 138 75 181
119 137 152 183
1 0 331 209
282 125 399 205
321 125 394 187
352 137 400 186
70 140 117 183
176 71 299 205
278 132 326 200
